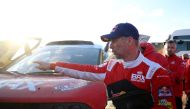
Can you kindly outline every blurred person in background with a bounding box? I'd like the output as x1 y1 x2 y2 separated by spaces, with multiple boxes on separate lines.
182 53 190 109
163 40 186 109
182 53 189 62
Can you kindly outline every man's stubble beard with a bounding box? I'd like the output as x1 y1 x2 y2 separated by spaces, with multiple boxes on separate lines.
167 51 175 57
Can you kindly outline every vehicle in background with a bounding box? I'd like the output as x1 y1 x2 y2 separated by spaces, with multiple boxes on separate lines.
46 40 94 45
139 34 151 43
0 37 41 68
0 40 107 109
167 29 190 56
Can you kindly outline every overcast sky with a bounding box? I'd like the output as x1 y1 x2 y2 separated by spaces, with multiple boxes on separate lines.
0 0 189 45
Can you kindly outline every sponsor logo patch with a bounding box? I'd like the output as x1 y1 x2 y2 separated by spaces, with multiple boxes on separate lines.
171 61 175 64
158 86 172 97
131 72 145 83
158 99 173 109
111 25 118 32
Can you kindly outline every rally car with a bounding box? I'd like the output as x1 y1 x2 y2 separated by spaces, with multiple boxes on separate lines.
0 40 107 109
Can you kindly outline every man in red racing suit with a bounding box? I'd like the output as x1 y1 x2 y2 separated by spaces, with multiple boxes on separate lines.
184 58 190 109
35 23 176 109
163 40 185 109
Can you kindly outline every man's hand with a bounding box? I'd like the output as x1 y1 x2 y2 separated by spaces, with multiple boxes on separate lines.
34 61 50 71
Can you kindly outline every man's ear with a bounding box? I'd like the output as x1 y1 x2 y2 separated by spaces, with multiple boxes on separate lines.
127 37 133 45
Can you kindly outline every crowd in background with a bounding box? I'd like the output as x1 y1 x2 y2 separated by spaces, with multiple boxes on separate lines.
140 40 190 109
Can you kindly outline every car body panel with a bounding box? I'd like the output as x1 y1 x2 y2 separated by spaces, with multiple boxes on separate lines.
0 72 107 109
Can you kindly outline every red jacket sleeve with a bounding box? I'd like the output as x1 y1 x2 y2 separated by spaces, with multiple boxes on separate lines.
50 61 108 73
168 57 185 83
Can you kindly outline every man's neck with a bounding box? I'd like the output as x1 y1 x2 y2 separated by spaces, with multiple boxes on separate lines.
166 54 175 57
123 50 139 62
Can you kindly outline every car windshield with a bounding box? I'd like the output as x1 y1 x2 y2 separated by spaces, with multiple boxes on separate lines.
7 45 101 74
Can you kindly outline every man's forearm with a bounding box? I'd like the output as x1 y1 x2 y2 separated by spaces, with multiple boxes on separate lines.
55 66 106 81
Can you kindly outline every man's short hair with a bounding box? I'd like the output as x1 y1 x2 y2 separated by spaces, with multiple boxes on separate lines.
182 53 189 59
164 40 176 45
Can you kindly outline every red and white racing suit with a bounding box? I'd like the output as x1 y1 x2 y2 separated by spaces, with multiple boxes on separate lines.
164 54 185 98
50 53 176 109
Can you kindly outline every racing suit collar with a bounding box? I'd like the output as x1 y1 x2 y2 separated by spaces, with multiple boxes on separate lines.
165 54 176 58
123 52 144 68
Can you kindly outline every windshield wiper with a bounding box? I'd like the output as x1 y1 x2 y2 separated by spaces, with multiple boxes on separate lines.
26 70 55 75
11 71 29 75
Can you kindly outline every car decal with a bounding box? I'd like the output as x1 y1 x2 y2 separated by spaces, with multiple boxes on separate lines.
0 78 43 92
54 79 88 92
0 78 89 92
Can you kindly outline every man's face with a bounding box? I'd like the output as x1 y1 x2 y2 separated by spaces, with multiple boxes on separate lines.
165 43 176 56
110 37 130 59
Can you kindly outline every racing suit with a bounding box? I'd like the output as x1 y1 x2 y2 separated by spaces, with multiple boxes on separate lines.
184 59 190 109
184 59 190 94
50 52 176 109
140 42 169 69
164 54 185 109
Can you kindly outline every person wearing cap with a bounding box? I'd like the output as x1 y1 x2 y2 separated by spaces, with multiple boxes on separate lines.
34 22 176 109
163 40 185 109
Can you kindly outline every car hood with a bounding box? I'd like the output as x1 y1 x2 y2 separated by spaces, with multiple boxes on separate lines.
0 72 107 108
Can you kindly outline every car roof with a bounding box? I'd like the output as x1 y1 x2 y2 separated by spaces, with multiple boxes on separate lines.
45 40 103 49
46 40 94 45
45 44 102 49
